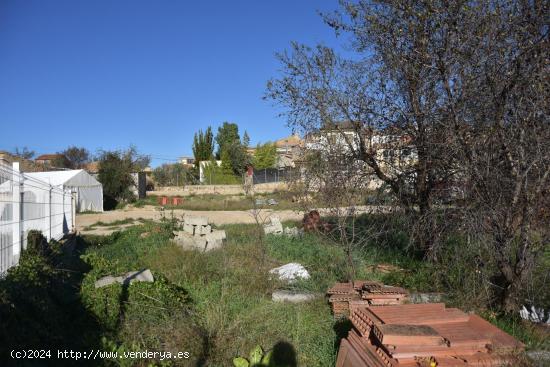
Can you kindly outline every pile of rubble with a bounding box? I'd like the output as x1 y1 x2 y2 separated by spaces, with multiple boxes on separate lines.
270 262 310 282
327 281 409 317
337 303 524 367
173 215 226 252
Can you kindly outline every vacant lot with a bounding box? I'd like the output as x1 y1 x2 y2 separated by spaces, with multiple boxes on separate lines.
1 217 547 366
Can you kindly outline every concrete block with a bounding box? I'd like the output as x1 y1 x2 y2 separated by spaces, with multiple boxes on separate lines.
183 223 195 235
95 269 154 288
205 238 223 251
197 224 212 236
175 235 207 251
95 276 118 288
184 215 208 226
174 231 193 242
204 230 226 241
272 290 318 303
283 226 303 237
263 220 283 235
123 269 154 284
270 216 281 225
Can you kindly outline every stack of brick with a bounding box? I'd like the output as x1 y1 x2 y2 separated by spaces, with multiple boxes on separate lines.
337 303 524 367
157 196 184 206
173 215 226 252
327 281 409 317
361 283 410 306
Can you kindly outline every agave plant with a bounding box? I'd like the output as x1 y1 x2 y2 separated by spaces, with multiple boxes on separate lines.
233 345 273 367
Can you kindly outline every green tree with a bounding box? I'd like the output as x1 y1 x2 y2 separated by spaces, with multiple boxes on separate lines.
58 146 90 169
215 122 240 159
97 147 151 210
202 157 241 185
242 131 250 148
253 142 277 169
215 122 250 175
228 142 251 175
220 150 233 175
192 127 214 168
153 163 190 186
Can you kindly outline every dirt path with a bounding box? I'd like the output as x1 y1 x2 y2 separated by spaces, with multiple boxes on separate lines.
76 205 391 235
76 206 304 232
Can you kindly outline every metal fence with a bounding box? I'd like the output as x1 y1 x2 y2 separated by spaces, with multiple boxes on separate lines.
0 162 75 275
250 168 296 185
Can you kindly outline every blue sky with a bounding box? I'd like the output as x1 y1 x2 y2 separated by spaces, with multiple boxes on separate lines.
0 0 342 166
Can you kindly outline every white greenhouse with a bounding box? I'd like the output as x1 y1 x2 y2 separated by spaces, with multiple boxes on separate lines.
26 170 103 212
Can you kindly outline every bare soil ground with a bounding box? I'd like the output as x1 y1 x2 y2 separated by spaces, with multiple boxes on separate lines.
76 205 304 235
76 205 391 235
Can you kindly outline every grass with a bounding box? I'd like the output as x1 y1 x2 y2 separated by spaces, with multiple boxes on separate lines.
141 223 339 366
79 221 340 366
132 191 307 211
80 221 550 362
2 216 547 366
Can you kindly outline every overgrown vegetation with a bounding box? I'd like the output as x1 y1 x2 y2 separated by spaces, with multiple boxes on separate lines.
152 163 195 187
192 127 215 169
133 191 304 211
201 159 242 185
267 0 549 314
2 220 546 365
253 143 277 169
97 146 150 210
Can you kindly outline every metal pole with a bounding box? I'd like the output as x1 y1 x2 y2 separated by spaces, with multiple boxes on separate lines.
12 162 22 260
48 187 52 240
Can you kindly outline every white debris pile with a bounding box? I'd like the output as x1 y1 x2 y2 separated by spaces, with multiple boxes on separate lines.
519 305 550 324
174 215 226 252
269 263 310 282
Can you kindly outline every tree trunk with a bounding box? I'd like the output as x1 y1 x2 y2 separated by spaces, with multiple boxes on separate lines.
501 277 523 314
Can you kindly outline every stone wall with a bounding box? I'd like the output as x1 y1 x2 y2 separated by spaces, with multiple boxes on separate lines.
150 182 288 196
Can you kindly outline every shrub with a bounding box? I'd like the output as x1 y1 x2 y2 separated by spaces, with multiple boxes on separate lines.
0 235 102 355
80 253 189 330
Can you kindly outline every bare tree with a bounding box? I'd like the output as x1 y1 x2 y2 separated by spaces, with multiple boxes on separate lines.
12 147 35 160
266 1 463 255
267 0 549 311
292 134 388 282
442 0 550 312
60 146 90 169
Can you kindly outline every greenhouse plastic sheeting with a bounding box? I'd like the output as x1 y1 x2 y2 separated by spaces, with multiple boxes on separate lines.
26 170 103 212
